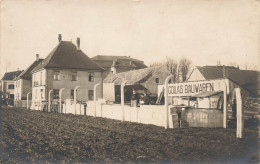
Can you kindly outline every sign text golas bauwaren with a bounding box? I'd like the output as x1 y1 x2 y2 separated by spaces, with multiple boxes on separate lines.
168 79 229 96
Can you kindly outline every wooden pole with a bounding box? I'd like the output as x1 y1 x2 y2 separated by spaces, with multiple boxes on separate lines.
121 81 127 122
223 82 227 128
164 75 174 129
94 83 100 117
48 89 53 112
27 92 31 109
59 88 65 113
74 86 80 115
236 88 244 138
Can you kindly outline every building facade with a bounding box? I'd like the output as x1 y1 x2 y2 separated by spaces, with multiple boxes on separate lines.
31 35 104 110
91 55 147 78
103 65 174 102
1 71 23 100
14 54 43 100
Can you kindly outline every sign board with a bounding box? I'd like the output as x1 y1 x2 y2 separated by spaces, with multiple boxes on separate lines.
168 79 229 96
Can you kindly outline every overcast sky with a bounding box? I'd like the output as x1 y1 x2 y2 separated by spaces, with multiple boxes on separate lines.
1 0 260 78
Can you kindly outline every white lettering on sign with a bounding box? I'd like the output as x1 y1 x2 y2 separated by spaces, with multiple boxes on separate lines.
168 79 229 96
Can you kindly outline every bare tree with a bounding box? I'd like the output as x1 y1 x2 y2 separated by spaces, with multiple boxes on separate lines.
149 61 162 67
165 56 178 82
228 62 238 67
217 60 221 66
179 58 192 82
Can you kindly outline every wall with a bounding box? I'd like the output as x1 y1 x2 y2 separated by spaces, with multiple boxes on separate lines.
103 83 115 101
187 68 206 82
62 99 172 128
180 108 223 128
14 79 22 100
14 100 32 108
145 68 173 95
2 80 15 99
22 79 32 100
31 69 103 110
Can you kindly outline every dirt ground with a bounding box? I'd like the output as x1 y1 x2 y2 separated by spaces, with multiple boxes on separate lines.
0 106 259 163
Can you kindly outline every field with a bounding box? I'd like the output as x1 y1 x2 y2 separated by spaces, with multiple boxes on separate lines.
0 106 259 163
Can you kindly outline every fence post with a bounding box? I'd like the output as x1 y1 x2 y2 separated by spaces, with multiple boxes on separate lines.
27 92 31 109
48 89 53 112
94 83 100 117
223 81 227 128
165 75 174 129
121 80 127 122
59 88 65 113
74 86 80 115
236 88 244 138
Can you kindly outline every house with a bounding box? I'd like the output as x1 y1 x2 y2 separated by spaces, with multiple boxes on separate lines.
187 66 260 97
31 35 104 110
103 65 174 103
91 55 147 78
1 70 23 103
14 54 43 101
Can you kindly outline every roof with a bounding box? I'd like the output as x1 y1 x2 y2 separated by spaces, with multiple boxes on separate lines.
196 66 260 94
91 55 147 69
193 91 222 98
104 65 167 85
1 71 23 81
18 59 44 79
32 41 104 73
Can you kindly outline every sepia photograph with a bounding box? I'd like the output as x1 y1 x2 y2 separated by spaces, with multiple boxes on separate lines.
0 0 260 163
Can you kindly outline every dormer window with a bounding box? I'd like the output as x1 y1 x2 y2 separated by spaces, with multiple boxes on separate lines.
54 71 60 81
71 72 78 81
89 73 94 82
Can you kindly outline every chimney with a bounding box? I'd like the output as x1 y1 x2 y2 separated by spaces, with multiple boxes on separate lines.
76 37 80 50
36 54 39 61
223 65 226 78
58 34 62 42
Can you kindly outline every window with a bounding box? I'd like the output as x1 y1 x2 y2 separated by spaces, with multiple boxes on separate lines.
54 71 60 81
8 84 14 89
9 94 14 99
71 72 77 81
89 73 94 82
41 89 44 99
71 90 74 99
169 79 172 83
53 89 59 99
155 78 159 84
88 90 94 100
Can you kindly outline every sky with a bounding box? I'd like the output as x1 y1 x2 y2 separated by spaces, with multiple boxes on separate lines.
1 0 260 78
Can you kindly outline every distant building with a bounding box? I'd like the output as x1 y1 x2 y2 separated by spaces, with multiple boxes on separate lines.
1 70 23 100
31 35 104 110
91 55 147 78
14 54 43 100
103 65 174 102
187 66 260 97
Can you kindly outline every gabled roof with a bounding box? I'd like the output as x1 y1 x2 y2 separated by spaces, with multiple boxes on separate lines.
91 55 147 69
104 65 167 85
196 66 260 94
32 41 103 73
1 71 23 81
18 59 44 79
